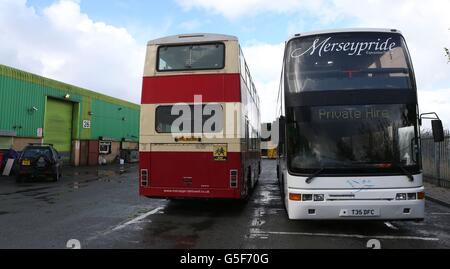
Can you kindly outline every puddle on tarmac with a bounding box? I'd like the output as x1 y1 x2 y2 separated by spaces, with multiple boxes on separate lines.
21 190 60 205
67 170 124 189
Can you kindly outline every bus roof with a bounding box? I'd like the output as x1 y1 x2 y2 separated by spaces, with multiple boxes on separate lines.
287 28 403 42
148 33 238 46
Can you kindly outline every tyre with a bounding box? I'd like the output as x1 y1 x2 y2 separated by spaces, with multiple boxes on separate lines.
51 169 60 182
247 169 254 195
241 169 253 202
280 175 288 212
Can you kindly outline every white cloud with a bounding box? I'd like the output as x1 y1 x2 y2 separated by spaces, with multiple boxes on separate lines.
0 0 146 103
179 0 450 128
418 88 450 131
176 0 339 22
242 42 285 84
176 0 303 20
241 42 285 123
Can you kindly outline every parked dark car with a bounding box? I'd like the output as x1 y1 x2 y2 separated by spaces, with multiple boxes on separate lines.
16 144 63 182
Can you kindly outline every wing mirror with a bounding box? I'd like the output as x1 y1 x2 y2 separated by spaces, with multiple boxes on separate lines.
420 112 445 143
432 120 445 143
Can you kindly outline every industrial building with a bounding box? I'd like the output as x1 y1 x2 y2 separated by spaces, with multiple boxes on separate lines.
0 64 140 166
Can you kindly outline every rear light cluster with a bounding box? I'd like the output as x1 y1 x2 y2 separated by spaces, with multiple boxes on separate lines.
141 169 149 187
230 170 238 188
396 192 425 201
289 193 325 202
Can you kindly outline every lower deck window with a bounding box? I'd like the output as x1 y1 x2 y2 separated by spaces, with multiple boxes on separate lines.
155 105 223 134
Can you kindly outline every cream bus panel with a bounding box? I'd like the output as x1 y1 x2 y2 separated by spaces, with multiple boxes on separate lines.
144 41 240 77
140 142 241 153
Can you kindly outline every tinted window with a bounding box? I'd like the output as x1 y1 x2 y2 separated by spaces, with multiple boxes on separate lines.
158 43 225 71
285 33 413 92
287 104 420 174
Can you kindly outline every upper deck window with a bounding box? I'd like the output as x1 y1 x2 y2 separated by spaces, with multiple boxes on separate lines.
285 32 413 92
157 43 225 71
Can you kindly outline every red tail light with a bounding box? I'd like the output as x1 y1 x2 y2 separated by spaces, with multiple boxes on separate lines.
141 169 149 187
230 170 238 188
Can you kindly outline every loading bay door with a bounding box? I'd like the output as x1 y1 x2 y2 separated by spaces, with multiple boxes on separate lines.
44 98 73 160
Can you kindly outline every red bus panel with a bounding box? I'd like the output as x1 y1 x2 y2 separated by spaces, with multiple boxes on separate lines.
141 74 241 104
139 151 242 199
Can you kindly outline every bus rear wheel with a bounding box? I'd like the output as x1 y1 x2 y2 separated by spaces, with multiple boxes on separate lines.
280 175 288 213
241 169 253 201
277 165 280 180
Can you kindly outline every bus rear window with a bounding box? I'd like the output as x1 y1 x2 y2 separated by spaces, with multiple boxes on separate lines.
157 43 225 71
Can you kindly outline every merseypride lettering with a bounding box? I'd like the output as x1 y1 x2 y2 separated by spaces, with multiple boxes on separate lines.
291 37 397 58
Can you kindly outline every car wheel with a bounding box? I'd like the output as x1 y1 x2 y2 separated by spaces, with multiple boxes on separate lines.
52 170 59 182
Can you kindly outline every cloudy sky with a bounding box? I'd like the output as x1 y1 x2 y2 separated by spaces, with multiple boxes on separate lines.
1 0 449 129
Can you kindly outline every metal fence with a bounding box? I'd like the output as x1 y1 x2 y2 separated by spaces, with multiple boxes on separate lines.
421 134 450 188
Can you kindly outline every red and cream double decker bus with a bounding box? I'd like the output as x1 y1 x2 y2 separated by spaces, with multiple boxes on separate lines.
139 33 261 200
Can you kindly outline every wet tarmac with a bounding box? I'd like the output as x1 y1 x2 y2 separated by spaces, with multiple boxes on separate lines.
0 161 450 249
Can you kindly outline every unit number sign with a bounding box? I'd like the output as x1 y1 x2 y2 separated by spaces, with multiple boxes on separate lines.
83 120 91 129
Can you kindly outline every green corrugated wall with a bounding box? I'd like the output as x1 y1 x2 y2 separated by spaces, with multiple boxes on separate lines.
0 64 140 142
90 100 140 141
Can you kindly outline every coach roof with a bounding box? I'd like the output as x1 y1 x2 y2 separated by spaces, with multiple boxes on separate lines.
148 33 238 46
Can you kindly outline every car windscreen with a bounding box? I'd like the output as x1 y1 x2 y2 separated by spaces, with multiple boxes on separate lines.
286 104 420 174
285 32 413 92
157 43 225 71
